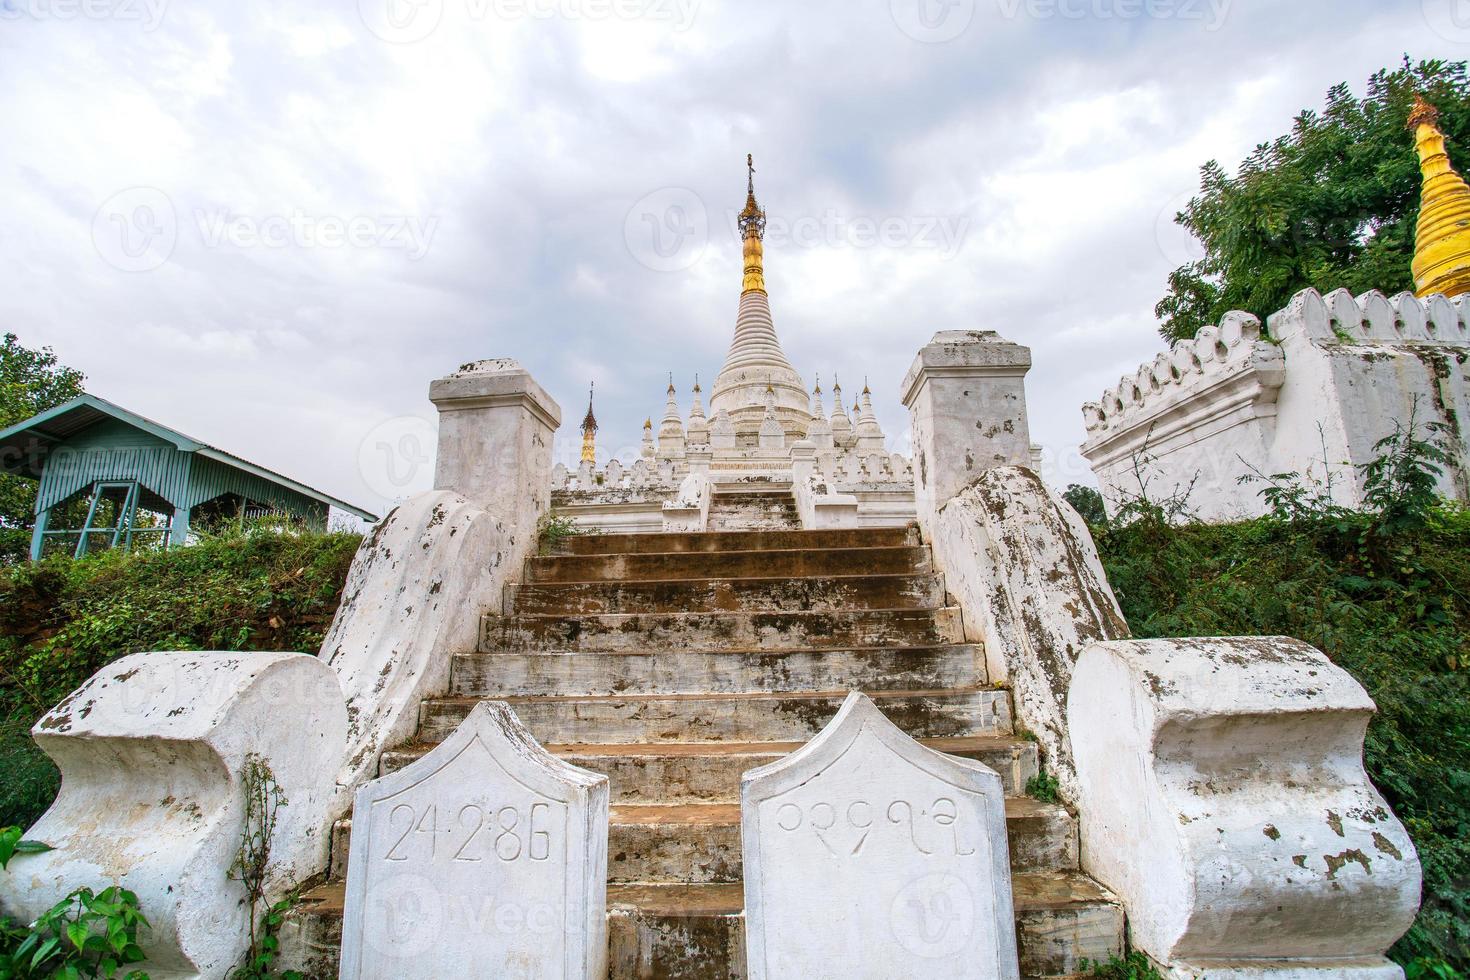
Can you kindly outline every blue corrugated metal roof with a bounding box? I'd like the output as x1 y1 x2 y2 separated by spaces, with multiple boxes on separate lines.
0 394 378 521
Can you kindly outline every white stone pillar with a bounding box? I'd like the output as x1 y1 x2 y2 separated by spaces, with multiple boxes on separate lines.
901 330 1032 533
428 358 562 539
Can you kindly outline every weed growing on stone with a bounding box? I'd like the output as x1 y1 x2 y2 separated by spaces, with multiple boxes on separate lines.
228 755 301 980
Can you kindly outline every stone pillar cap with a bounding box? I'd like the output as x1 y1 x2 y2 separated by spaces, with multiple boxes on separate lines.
901 331 1032 407
429 358 562 429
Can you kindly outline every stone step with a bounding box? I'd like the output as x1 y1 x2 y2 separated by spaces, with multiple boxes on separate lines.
282 872 1124 979
450 645 986 698
552 526 915 556
417 689 1013 745
482 608 965 654
604 800 1076 883
605 874 1124 979
326 797 1074 888
507 572 945 615
526 546 930 584
380 734 1039 802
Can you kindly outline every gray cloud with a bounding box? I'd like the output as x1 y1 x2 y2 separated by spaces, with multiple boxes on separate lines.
0 0 1450 512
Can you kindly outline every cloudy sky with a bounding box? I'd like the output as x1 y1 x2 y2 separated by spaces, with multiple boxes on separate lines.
0 0 1462 516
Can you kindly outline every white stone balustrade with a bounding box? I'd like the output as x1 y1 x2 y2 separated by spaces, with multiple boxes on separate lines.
1069 637 1422 979
0 652 347 979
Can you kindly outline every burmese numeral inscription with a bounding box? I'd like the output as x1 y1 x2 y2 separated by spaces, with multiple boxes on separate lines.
382 802 553 863
773 796 976 857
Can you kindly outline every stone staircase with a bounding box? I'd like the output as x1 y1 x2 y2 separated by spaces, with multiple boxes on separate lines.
705 488 800 532
287 515 1124 978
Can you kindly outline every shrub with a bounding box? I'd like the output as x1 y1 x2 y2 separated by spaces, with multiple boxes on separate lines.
0 524 361 828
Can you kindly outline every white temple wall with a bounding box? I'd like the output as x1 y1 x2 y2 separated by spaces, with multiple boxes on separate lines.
1082 289 1470 522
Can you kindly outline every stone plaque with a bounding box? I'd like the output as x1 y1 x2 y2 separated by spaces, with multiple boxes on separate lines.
741 692 1018 980
340 702 609 979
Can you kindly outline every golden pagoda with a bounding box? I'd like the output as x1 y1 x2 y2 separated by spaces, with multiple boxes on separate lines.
579 383 598 464
1410 94 1470 298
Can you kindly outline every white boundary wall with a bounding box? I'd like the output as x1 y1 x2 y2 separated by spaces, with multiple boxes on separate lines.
1081 289 1470 521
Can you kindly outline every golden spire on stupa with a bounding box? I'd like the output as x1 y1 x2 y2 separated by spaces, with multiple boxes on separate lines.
1410 94 1470 298
739 153 767 294
579 382 598 464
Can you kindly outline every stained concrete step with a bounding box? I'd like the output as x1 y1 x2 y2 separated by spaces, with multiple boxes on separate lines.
507 572 945 615
552 526 915 556
604 800 1076 883
483 608 964 654
326 797 1074 888
283 872 1124 979
418 689 1013 744
381 734 1040 802
450 645 985 698
606 874 1124 980
526 546 930 584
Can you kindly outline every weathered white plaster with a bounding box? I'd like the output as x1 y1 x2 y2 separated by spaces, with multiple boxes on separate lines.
931 467 1128 802
1082 289 1470 521
322 491 518 812
1069 637 1421 978
661 468 711 532
901 330 1033 532
0 652 346 979
430 357 561 538
339 701 608 980
741 692 1019 980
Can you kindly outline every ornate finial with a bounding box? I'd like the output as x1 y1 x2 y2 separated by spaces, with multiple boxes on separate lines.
862 377 871 395
693 373 701 393
667 372 675 394
739 153 768 295
581 382 598 432
1410 93 1470 298
644 417 652 430
580 381 598 463
1409 93 1441 131
813 374 822 396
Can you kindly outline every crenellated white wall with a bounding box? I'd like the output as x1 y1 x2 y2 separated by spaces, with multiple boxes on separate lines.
1081 289 1470 522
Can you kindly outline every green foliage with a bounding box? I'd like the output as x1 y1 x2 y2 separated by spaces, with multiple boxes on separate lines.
1082 952 1165 980
0 826 52 870
1092 434 1470 966
1063 485 1108 527
1025 769 1061 805
1407 958 1467 980
0 334 86 564
537 513 588 555
0 524 361 829
0 884 150 979
1156 58 1470 342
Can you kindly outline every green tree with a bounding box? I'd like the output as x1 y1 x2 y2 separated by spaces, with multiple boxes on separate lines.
1156 58 1470 343
0 334 85 561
